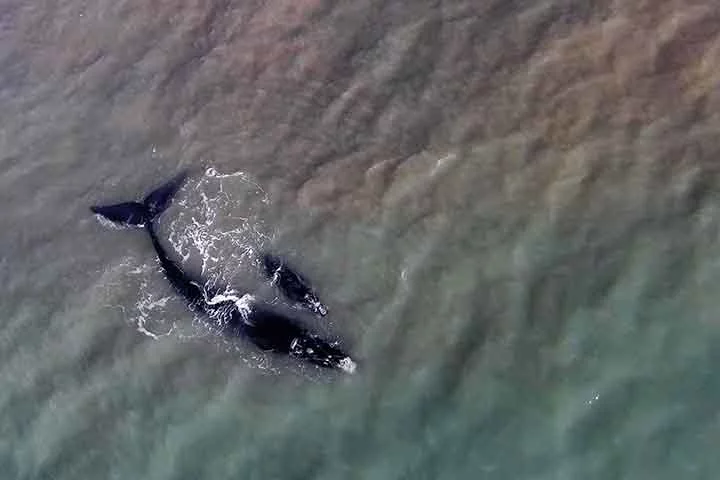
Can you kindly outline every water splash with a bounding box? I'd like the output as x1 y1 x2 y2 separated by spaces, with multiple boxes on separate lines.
125 264 178 340
166 167 272 279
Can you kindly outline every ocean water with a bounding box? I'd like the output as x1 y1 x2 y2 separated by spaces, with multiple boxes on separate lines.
2 0 720 478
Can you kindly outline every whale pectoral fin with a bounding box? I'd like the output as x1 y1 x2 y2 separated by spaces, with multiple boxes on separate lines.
91 202 148 226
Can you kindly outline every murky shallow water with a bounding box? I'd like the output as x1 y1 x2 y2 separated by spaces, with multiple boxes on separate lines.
1 0 720 478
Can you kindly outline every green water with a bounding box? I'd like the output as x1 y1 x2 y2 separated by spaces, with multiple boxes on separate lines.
2 0 720 478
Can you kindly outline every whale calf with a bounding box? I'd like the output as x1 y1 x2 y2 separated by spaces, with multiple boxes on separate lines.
262 253 328 316
91 172 356 373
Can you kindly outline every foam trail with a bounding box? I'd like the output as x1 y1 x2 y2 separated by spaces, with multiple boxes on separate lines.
206 167 270 203
165 167 272 281
129 268 177 339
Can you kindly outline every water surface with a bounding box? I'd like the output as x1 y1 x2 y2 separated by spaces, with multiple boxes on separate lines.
2 0 720 478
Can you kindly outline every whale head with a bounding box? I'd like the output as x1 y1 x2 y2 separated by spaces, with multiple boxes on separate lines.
290 335 356 374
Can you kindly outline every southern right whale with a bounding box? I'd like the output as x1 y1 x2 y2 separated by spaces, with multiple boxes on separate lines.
262 253 328 316
91 171 356 373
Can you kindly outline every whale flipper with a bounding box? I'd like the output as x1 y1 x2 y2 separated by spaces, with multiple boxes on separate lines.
262 253 328 316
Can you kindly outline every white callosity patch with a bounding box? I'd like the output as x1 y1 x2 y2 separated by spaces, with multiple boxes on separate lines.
338 357 357 374
304 293 327 316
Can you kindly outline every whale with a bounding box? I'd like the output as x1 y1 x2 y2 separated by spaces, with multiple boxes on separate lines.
262 253 328 316
91 171 356 373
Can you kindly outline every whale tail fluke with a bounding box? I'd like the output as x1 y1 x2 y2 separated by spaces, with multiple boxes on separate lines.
91 170 189 227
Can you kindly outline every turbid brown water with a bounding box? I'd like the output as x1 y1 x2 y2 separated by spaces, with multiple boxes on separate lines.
2 0 720 478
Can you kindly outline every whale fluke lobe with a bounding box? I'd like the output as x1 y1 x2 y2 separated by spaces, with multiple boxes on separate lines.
143 170 189 218
91 202 148 226
91 171 188 226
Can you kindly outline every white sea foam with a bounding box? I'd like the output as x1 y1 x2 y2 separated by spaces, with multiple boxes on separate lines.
338 357 357 374
166 167 271 277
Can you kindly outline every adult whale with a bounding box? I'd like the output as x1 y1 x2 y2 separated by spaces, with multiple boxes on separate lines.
91 171 356 373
